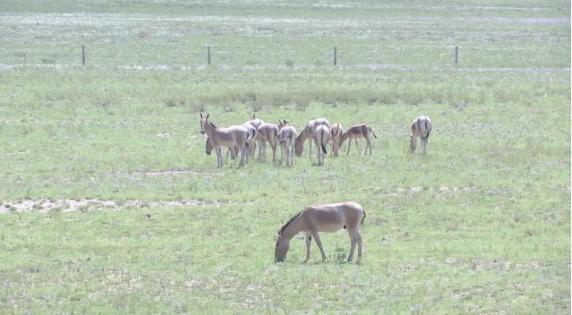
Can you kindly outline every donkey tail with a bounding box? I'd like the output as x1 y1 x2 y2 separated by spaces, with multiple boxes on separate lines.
320 128 327 154
424 119 431 139
361 208 367 225
246 128 256 147
369 127 378 139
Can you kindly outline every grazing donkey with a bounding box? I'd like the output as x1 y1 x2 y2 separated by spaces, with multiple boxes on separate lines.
410 115 432 154
275 201 366 263
340 123 377 155
256 122 279 162
329 123 344 157
297 118 330 158
205 122 256 162
199 113 251 168
295 123 330 165
277 120 297 167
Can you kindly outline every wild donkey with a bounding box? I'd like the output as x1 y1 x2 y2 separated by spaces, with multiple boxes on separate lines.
256 122 279 162
205 123 256 162
340 123 377 155
295 123 330 166
199 113 252 168
410 115 432 154
303 118 330 158
277 120 297 167
275 201 366 263
329 123 344 157
245 114 264 156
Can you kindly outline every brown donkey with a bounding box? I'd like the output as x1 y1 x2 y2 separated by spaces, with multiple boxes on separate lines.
199 113 252 168
245 114 264 157
329 123 344 157
340 123 378 155
256 122 279 162
275 202 366 263
277 120 297 167
206 122 257 163
295 123 330 165
410 115 432 154
294 118 330 158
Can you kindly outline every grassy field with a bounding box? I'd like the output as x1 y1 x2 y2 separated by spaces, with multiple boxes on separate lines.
0 0 570 313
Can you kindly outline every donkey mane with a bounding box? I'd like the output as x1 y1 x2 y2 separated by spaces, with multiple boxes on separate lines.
208 121 217 128
279 211 302 234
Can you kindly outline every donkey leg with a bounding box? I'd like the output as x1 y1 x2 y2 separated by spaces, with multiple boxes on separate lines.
271 141 277 162
366 139 372 155
279 143 284 165
347 229 357 262
303 234 312 263
288 144 294 166
216 147 223 168
239 145 245 167
355 140 361 154
308 140 313 159
311 231 327 261
346 140 351 155
356 231 363 262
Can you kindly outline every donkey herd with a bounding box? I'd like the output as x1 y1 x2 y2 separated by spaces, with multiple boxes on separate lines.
199 113 432 168
199 112 432 263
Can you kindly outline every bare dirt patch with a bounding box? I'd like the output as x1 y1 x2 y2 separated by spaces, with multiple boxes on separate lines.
0 198 226 214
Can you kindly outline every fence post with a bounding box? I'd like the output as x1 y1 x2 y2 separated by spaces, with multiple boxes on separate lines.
207 45 211 65
454 46 458 64
82 45 86 66
333 47 337 65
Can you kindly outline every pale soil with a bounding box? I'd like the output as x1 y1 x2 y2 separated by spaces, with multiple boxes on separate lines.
0 198 227 214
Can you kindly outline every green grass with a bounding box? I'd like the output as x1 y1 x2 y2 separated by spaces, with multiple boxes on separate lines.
0 0 570 313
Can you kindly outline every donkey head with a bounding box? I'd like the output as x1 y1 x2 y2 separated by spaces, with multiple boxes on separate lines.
277 120 288 130
199 113 210 134
294 133 305 157
274 233 290 262
205 137 213 155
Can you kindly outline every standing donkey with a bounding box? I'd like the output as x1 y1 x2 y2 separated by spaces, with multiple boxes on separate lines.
295 123 330 165
302 118 330 158
410 115 432 154
199 113 252 168
340 123 377 155
277 120 297 167
245 114 264 157
256 122 279 162
329 123 344 157
275 201 366 263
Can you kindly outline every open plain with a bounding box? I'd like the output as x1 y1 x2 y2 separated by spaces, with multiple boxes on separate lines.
0 0 570 313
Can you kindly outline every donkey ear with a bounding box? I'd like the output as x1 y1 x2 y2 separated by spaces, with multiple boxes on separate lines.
200 113 203 118
206 113 210 119
252 114 256 119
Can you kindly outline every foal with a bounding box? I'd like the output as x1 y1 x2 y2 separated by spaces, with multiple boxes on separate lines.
199 113 251 168
340 123 378 155
275 201 366 263
277 120 297 167
410 115 432 154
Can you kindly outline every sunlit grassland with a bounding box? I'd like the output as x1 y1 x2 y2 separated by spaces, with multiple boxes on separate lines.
0 0 570 313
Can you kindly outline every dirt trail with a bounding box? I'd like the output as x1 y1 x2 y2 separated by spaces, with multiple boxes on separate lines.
0 198 226 214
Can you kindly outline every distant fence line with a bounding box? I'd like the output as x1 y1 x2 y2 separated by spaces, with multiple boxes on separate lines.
77 45 460 67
